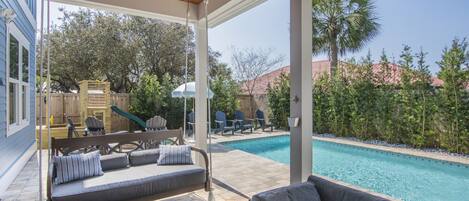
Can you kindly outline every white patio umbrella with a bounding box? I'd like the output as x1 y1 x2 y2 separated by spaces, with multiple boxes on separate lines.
171 81 214 99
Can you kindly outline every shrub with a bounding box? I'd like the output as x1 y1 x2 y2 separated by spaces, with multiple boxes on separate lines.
265 39 469 154
210 74 240 123
267 73 290 129
129 73 184 129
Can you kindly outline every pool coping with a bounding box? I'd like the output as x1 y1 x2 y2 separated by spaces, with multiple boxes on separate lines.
315 136 469 167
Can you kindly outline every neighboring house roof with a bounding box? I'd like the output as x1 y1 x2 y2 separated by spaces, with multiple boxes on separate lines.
241 60 458 95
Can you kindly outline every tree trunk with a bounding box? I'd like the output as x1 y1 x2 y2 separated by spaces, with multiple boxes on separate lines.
249 95 254 118
330 36 339 77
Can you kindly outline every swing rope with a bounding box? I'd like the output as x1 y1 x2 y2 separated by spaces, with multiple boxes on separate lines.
38 0 46 199
183 0 190 137
183 1 214 199
203 1 215 200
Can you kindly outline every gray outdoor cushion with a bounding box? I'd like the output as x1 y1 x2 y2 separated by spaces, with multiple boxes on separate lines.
252 182 321 201
54 151 103 185
129 149 159 166
100 153 129 171
158 145 193 165
308 176 390 201
51 163 206 201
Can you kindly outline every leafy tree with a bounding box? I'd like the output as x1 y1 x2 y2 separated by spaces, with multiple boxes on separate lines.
375 50 398 142
129 16 195 79
313 74 332 134
436 38 469 153
129 73 163 122
210 71 240 123
129 73 185 129
48 9 103 92
328 65 352 136
46 9 227 93
413 48 436 147
312 0 380 76
349 53 376 139
397 45 417 144
267 73 290 129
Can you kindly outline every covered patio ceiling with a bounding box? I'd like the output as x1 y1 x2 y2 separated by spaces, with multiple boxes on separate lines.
52 0 266 27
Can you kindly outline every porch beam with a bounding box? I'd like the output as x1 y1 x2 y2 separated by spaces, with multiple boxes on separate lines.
53 0 199 24
194 18 208 167
290 0 313 183
53 0 267 28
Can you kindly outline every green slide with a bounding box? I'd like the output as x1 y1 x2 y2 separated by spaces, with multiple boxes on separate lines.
111 105 147 129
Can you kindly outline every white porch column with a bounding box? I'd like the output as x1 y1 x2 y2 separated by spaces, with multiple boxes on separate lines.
290 0 313 183
194 18 208 167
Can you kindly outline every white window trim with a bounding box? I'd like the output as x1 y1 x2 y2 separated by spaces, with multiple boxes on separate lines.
6 23 30 137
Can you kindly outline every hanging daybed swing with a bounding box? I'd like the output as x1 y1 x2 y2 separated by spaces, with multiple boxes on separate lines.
39 0 215 200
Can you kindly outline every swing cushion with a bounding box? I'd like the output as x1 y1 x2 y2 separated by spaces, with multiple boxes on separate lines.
51 163 206 201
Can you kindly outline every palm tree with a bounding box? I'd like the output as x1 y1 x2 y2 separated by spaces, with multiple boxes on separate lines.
312 0 380 76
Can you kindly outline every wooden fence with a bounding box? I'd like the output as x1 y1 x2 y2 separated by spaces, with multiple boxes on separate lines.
238 94 270 120
36 93 130 132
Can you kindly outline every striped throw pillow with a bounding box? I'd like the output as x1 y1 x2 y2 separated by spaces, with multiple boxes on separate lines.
157 145 193 165
54 151 104 184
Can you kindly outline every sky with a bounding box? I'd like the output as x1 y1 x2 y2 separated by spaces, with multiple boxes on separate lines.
39 0 469 75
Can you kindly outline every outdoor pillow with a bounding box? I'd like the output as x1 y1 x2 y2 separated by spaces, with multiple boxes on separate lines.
157 145 193 165
129 149 159 166
54 151 103 185
100 153 129 171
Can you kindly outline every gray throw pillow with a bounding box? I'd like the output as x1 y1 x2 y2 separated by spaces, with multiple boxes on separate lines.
100 153 129 171
54 151 103 185
157 145 193 165
129 149 159 166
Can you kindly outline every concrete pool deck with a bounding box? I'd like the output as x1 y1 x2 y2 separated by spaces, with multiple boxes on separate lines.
3 130 466 200
314 136 469 166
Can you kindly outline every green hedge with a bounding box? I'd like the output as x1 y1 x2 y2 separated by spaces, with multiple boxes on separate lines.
267 39 469 154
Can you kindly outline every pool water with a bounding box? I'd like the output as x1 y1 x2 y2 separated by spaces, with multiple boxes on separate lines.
222 135 469 201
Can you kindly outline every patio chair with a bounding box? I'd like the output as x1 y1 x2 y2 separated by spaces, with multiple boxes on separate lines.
66 117 80 139
146 115 167 131
145 115 168 147
85 117 121 153
215 111 236 135
234 110 253 134
187 112 215 136
255 109 273 132
84 117 105 136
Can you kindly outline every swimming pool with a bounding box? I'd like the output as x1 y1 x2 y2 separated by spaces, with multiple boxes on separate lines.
221 135 469 201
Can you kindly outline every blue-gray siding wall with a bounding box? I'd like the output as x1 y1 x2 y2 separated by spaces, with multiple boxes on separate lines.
0 0 36 178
